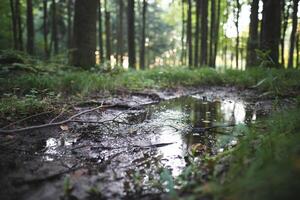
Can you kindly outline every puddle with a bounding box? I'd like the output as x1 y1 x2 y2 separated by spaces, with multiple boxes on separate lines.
0 88 268 200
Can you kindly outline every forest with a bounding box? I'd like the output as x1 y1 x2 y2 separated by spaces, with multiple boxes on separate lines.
0 0 300 199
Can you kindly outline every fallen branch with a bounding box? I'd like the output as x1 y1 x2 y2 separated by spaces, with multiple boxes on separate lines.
0 105 110 134
2 110 54 129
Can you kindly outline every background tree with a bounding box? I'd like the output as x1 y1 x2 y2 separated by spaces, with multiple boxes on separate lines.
187 0 193 67
194 0 200 68
139 0 147 69
70 0 97 67
261 0 282 65
246 0 259 67
128 0 136 69
288 0 299 68
200 0 208 66
117 0 124 65
26 0 34 55
104 0 111 64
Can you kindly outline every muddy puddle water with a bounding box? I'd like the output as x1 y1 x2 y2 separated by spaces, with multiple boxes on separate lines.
31 91 258 199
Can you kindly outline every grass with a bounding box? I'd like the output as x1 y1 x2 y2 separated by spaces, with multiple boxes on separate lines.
173 100 300 200
1 66 300 96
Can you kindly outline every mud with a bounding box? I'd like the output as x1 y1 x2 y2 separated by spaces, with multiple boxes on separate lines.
0 87 294 200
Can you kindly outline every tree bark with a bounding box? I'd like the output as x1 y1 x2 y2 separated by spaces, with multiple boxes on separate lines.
200 0 208 65
10 0 18 50
194 0 200 68
104 0 111 63
261 0 282 66
213 0 221 67
67 0 73 50
98 0 104 64
246 0 259 67
16 0 23 51
43 0 49 59
117 0 124 65
281 0 291 66
128 0 136 69
181 0 186 65
288 0 299 68
187 0 193 67
209 0 216 67
234 0 241 69
70 0 97 68
297 33 300 68
51 0 58 54
26 0 34 55
139 0 147 69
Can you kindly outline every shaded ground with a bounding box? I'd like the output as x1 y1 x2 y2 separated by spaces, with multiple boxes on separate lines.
0 87 295 200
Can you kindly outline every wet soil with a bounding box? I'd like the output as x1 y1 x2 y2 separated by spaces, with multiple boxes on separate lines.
0 87 295 200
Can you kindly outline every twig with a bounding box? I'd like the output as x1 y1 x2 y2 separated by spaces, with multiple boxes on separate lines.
0 105 110 134
49 108 66 124
2 110 54 129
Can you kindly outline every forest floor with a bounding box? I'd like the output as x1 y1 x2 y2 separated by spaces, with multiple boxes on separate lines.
1 51 300 200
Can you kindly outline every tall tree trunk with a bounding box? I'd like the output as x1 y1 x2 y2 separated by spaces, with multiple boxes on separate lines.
104 0 111 63
261 0 282 66
128 0 136 69
288 0 299 68
194 0 200 68
26 0 34 55
10 0 18 50
43 0 49 58
246 0 259 67
297 33 300 68
209 0 216 67
51 0 58 54
70 0 97 68
16 0 23 51
234 0 241 69
67 0 73 50
139 0 147 69
117 0 124 65
213 0 221 67
181 0 186 65
200 0 208 65
187 0 193 67
281 0 291 66
98 0 104 64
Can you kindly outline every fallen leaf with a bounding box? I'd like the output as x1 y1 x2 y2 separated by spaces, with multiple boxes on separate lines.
60 125 69 131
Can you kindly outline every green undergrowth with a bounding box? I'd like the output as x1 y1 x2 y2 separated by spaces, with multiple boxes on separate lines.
1 66 300 96
174 101 300 200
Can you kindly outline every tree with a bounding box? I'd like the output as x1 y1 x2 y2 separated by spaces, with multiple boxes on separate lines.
98 0 104 64
181 0 186 65
288 0 299 68
213 0 221 67
281 0 291 66
209 0 216 67
117 0 124 65
200 0 208 65
67 0 73 50
194 0 200 67
128 0 136 69
43 0 49 58
70 0 97 68
246 0 259 67
26 0 34 55
9 0 18 50
233 0 241 69
104 0 111 63
51 0 58 54
187 0 193 67
140 0 147 69
261 0 282 66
